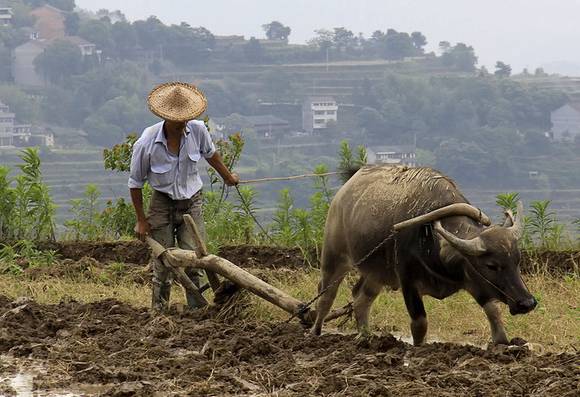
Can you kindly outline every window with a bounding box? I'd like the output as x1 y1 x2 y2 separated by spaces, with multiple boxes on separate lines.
314 111 325 115
314 119 325 124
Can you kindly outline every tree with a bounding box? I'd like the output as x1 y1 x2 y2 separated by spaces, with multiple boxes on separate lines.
262 21 291 42
111 21 138 56
494 61 512 77
34 40 82 84
411 31 427 51
441 43 478 72
78 19 114 54
308 29 334 52
64 12 80 35
383 30 416 60
0 45 11 81
243 37 265 63
332 27 356 52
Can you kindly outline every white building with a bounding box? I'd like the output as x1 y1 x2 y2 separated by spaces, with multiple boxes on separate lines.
551 103 580 142
367 145 417 167
0 101 15 147
302 96 338 133
0 8 12 26
0 101 54 148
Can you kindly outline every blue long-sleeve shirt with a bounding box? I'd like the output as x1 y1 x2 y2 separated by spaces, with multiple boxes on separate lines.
128 120 216 200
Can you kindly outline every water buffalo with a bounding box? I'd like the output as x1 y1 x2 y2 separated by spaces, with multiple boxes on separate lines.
311 165 537 345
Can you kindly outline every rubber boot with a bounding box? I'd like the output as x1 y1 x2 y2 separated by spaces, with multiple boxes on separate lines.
152 283 171 312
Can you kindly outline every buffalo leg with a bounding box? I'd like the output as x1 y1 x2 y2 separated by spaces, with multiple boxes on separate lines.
311 253 350 336
352 275 383 337
402 285 427 345
483 301 509 344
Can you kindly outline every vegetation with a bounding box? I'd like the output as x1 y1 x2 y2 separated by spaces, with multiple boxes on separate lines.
0 148 55 241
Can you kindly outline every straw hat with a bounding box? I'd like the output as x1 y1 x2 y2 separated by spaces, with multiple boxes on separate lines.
147 82 207 122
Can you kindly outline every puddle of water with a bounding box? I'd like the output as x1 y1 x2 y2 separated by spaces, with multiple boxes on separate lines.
7 371 78 397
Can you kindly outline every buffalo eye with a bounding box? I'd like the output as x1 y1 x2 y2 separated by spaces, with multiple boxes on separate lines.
485 263 500 272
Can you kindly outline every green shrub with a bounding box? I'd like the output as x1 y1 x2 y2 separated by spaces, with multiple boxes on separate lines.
1 148 56 241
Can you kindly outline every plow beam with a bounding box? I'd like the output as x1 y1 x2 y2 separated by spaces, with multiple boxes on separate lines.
145 237 348 323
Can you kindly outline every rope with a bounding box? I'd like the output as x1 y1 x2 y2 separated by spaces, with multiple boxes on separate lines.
282 231 398 325
239 172 344 185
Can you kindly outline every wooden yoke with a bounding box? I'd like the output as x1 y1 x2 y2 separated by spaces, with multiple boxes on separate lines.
183 214 221 292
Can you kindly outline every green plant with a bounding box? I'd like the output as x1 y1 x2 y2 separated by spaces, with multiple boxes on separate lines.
100 184 152 239
64 184 103 240
573 218 580 239
103 134 137 172
10 148 56 241
337 140 367 183
0 240 58 275
234 186 259 244
527 200 560 250
0 166 15 240
495 192 520 214
272 189 295 246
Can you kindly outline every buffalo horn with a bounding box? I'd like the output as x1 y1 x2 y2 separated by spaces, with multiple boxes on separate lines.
507 201 525 239
434 221 487 256
393 203 491 231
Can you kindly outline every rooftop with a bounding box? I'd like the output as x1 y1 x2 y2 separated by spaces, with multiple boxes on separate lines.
244 115 289 125
370 145 416 154
306 96 336 103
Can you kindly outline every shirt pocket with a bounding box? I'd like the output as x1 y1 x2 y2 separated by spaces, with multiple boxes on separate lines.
187 150 201 176
149 156 174 189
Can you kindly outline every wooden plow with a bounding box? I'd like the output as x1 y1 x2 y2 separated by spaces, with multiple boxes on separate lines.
144 214 350 324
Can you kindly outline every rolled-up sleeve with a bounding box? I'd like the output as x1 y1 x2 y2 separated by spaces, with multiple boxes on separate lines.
128 140 149 189
198 123 216 159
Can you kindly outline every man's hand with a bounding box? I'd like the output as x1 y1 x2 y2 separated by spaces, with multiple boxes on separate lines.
134 219 151 241
225 173 240 186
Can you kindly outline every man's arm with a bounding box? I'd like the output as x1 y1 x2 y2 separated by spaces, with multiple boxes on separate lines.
206 152 239 186
128 139 151 240
130 188 150 240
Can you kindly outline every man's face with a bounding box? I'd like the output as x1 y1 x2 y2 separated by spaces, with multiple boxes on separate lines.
164 119 187 131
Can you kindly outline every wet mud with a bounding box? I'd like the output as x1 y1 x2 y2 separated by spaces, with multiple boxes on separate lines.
0 295 577 396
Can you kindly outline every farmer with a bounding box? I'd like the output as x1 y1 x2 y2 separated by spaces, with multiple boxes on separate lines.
128 82 239 312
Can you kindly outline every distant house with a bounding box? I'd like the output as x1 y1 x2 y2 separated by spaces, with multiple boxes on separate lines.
302 96 338 134
30 4 66 40
367 145 417 167
0 101 55 148
212 114 290 139
0 7 13 26
13 36 97 87
0 101 15 147
551 103 580 142
244 115 290 138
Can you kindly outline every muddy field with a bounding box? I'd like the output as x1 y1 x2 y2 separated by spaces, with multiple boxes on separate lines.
0 294 577 396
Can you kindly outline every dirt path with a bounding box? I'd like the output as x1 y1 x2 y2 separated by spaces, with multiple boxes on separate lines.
0 295 577 396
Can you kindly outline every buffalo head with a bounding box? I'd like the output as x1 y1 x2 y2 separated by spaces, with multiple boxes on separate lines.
434 202 537 315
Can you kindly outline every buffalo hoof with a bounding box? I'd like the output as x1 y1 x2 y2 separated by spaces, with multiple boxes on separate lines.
355 327 373 346
509 337 528 346
310 326 322 337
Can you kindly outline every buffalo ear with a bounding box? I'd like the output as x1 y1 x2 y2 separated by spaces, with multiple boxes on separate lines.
502 209 515 227
506 201 525 240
